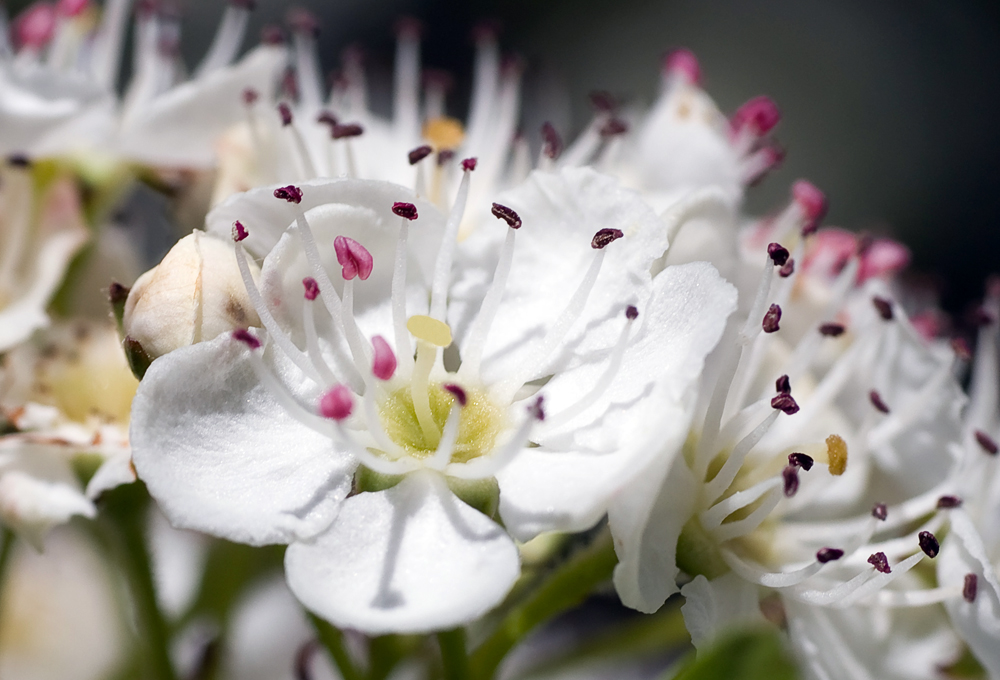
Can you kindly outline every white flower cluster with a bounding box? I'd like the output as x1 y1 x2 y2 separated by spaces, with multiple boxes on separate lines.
2 1 999 679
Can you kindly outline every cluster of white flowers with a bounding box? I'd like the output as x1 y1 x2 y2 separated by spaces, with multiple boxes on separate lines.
2 1 999 679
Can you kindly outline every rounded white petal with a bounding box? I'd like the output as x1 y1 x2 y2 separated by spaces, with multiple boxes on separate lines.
285 470 519 634
680 573 765 651
131 334 354 545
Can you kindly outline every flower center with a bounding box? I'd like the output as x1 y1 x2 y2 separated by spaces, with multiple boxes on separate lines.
378 383 507 463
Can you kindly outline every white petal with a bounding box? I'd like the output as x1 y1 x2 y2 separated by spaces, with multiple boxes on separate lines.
609 456 698 613
680 573 765 651
85 451 136 500
130 333 354 546
285 470 520 634
938 510 1000 677
0 470 95 550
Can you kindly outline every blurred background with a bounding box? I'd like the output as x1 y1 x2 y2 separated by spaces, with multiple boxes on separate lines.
16 0 1000 315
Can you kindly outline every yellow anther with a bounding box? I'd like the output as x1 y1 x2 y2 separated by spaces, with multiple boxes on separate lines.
825 434 848 476
422 117 465 150
407 315 452 347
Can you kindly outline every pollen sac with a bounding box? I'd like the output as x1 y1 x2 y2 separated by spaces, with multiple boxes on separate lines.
819 322 845 337
792 180 828 235
392 202 419 220
770 393 799 415
872 503 888 521
767 242 790 266
599 117 628 137
937 495 963 509
278 102 293 126
591 228 624 249
332 123 364 139
788 452 814 471
334 236 374 281
437 149 455 166
782 466 799 497
408 145 433 165
242 88 259 105
461 157 478 171
320 385 353 421
541 122 562 160
232 220 249 242
302 277 319 300
825 434 848 475
867 552 891 574
274 185 303 204
869 390 890 414
964 574 978 603
316 111 338 130
775 374 791 395
528 395 546 421
406 315 452 347
491 203 522 229
872 296 894 321
732 96 781 136
626 305 639 320
664 48 701 84
918 531 940 558
371 336 397 381
443 383 468 407
589 90 617 112
762 304 782 333
816 547 844 563
975 429 998 455
232 328 261 349
778 259 795 278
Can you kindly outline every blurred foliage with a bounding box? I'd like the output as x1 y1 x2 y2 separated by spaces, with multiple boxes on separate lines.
670 627 799 680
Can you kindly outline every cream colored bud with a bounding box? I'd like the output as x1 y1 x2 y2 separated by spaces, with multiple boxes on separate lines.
123 231 260 362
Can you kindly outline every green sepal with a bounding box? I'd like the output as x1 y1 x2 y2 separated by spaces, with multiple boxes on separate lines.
446 475 500 519
676 517 730 580
354 466 405 494
124 336 153 380
672 627 800 680
109 282 130 339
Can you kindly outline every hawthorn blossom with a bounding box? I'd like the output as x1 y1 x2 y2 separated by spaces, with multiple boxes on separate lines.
609 186 970 677
131 166 737 633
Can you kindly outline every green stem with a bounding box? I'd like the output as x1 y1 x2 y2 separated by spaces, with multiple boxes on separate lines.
308 613 365 680
438 628 470 680
0 529 15 584
469 530 618 680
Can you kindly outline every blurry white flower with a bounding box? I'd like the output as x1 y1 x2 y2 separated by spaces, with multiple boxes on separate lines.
131 166 736 634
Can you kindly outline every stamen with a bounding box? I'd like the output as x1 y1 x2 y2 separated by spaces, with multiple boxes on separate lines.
319 385 353 420
443 384 467 406
371 336 396 381
975 430 998 455
782 466 799 497
872 296 894 321
964 574 978 602
867 552 891 574
872 503 888 520
465 25 500 157
792 180 828 236
301 292 347 389
491 203 521 229
391 212 414 379
406 315 453 348
937 495 962 509
731 96 781 137
767 242 789 266
819 323 845 337
428 162 473 320
393 17 422 141
242 88 259 105
332 123 363 139
410 339 441 448
392 201 419 220
826 434 848 475
426 404 462 471
232 220 249 241
541 121 562 161
589 90 617 112
816 547 844 563
739 254 777 345
770 393 799 415
274 185 303 204
592 228 624 249
775 374 791 394
334 236 374 281
458 227 517 379
918 531 940 558
408 145 432 165
762 304 781 333
461 157 478 171
664 48 701 85
788 452 814 470
869 390 890 414
278 102 293 126
710 484 783 543
287 8 322 108
599 118 628 137
778 259 795 278
232 328 260 349
303 277 319 300
703 410 780 502
194 0 251 76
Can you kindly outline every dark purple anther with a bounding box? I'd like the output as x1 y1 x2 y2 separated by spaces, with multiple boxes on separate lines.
918 531 940 558
964 574 978 603
302 277 319 300
109 282 129 305
278 102 293 126
599 117 628 137
392 202 418 220
868 552 891 574
589 90 617 112
232 220 249 242
591 228 624 249
788 452 814 471
408 145 433 165
242 88 259 105
872 296 894 321
443 384 468 407
767 242 790 266
461 157 478 171
261 24 285 44
972 307 995 327
332 123 364 139
869 390 890 414
287 7 319 36
232 328 260 349
816 547 844 563
491 203 521 229
626 305 639 320
541 122 562 160
437 150 455 166
819 323 845 337
274 185 303 204
976 430 998 455
937 496 963 509
316 110 338 127
779 259 795 278
6 154 30 168
872 503 888 521
771 393 799 415
775 374 791 395
762 304 782 333
528 395 545 421
782 465 799 497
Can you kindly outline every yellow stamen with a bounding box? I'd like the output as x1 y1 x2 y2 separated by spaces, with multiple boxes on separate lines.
407 315 452 347
826 434 847 475
422 117 465 150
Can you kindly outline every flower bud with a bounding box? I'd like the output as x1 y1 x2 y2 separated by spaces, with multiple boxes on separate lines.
123 232 260 372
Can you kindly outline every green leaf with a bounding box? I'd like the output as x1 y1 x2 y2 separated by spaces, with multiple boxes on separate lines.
671 627 799 680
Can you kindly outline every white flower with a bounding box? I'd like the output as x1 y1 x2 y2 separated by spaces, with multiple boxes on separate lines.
609 189 970 677
131 166 736 634
0 0 285 168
